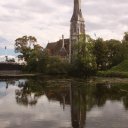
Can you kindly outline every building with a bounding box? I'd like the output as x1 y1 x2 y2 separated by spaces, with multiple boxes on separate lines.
70 0 85 62
46 0 85 62
46 35 70 60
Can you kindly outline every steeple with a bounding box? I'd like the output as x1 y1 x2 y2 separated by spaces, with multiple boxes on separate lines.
70 0 85 36
69 0 85 62
71 0 84 22
59 35 67 57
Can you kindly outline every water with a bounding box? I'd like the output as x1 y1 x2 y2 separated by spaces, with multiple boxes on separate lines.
0 78 128 128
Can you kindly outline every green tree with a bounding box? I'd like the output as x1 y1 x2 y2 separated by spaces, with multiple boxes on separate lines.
15 35 37 62
46 56 69 74
123 32 128 42
25 44 46 73
71 35 97 76
106 39 122 67
15 35 49 73
93 38 108 70
122 32 128 59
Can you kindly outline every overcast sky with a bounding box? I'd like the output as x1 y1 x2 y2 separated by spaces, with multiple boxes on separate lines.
0 0 128 58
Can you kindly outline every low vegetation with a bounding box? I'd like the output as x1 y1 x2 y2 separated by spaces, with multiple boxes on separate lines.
111 60 128 72
97 59 128 78
97 71 128 78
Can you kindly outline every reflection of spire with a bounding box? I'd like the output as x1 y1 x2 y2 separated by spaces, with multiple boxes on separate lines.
62 84 68 110
70 82 86 128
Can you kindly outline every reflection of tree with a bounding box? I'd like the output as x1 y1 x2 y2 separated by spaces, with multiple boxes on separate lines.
70 81 128 128
15 80 44 106
118 84 128 110
93 83 128 110
15 79 71 107
123 96 128 110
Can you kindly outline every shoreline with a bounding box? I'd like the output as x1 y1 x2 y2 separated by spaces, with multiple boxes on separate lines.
1 73 128 84
0 73 38 79
1 71 128 84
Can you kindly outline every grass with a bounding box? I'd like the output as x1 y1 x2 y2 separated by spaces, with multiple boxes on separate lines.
97 71 128 78
111 60 128 72
97 60 128 78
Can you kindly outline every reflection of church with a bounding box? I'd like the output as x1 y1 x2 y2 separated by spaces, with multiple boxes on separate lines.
45 82 87 128
46 81 87 128
70 83 86 128
46 0 85 62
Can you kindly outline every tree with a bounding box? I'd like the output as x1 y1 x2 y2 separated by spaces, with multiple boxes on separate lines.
71 35 97 76
121 32 128 60
24 44 46 72
15 35 48 73
105 39 122 67
15 35 37 62
46 56 69 74
123 32 128 42
93 38 108 70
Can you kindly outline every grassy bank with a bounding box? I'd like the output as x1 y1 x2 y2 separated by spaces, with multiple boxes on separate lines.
97 60 128 78
97 71 128 78
111 60 128 72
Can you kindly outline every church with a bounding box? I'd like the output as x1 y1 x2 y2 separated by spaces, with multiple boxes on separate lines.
46 0 85 62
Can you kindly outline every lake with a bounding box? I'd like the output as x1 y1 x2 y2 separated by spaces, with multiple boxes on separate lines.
0 77 128 128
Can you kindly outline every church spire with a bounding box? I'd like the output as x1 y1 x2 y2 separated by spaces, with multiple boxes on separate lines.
70 0 85 63
70 0 85 37
71 0 84 22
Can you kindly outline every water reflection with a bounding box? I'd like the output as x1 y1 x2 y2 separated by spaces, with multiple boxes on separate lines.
70 82 86 128
1 78 128 128
15 80 44 106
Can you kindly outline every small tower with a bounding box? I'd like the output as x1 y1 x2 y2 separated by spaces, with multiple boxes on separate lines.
59 35 67 58
70 0 85 62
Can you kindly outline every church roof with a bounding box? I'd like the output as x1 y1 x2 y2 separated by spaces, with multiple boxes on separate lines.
46 39 70 57
46 42 56 50
59 47 67 57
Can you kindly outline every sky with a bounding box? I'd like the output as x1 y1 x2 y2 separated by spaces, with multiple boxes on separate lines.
0 0 128 59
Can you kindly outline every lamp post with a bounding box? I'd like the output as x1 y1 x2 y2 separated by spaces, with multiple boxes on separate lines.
5 46 8 62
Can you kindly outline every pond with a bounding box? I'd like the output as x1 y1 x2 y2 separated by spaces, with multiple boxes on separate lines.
0 77 128 128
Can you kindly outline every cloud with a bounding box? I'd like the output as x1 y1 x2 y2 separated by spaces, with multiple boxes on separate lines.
0 0 128 57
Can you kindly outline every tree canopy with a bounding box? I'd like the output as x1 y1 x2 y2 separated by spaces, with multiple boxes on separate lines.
15 35 38 62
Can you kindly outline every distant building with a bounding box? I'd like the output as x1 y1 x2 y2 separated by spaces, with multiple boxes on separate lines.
46 0 85 62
